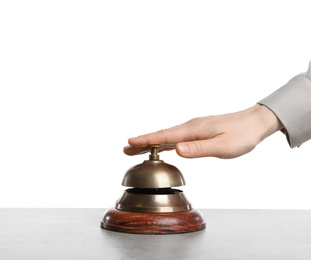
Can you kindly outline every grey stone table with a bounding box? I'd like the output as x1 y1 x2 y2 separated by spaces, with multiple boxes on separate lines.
0 209 311 260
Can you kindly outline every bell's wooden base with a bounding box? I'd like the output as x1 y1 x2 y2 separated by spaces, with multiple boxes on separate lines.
101 208 206 234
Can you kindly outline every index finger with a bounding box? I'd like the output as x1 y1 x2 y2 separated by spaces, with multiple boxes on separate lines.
128 124 195 147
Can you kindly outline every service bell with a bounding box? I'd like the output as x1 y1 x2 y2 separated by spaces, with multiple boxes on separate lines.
101 145 205 234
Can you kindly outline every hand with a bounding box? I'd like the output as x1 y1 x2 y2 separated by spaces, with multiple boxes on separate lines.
123 104 283 159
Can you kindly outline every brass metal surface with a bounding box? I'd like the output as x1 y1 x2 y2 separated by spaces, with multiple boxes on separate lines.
115 188 192 213
121 145 185 188
122 160 185 188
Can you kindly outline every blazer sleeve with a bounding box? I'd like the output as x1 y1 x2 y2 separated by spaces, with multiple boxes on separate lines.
258 61 311 148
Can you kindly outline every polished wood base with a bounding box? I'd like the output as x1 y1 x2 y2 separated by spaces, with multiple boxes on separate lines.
101 208 206 234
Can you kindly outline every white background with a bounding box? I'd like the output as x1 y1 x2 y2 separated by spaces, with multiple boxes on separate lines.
0 0 310 209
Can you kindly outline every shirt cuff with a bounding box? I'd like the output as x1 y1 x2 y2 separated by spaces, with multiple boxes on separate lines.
258 61 311 148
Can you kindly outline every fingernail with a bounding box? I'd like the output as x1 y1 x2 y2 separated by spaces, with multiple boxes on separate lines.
178 144 189 154
129 137 137 142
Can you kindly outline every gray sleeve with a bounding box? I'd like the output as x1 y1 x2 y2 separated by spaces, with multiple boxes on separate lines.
258 61 311 148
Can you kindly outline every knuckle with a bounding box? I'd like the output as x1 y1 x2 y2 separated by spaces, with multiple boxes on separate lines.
162 128 171 136
187 118 203 133
158 128 171 143
188 116 214 129
187 117 201 125
190 141 204 155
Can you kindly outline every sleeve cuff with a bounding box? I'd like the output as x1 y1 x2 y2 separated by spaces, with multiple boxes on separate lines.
258 61 311 148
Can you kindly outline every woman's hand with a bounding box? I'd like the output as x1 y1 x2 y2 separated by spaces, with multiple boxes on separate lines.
124 104 283 159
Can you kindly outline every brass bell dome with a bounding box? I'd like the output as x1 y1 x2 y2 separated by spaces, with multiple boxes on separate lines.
121 146 185 188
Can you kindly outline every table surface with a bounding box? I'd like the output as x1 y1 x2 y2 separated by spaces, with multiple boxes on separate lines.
1 209 311 260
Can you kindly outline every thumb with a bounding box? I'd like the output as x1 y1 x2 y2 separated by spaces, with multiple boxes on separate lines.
176 138 229 159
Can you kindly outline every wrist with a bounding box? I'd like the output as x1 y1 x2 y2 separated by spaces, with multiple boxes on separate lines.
252 104 283 141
